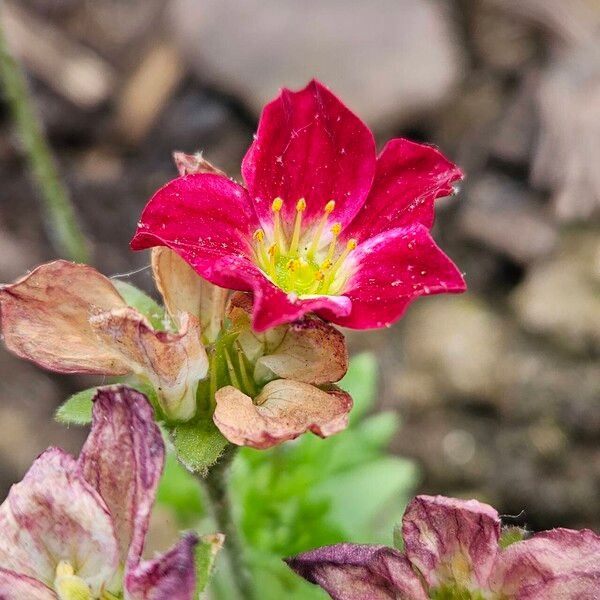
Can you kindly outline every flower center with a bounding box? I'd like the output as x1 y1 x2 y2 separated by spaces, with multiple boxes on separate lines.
253 198 357 296
54 562 120 600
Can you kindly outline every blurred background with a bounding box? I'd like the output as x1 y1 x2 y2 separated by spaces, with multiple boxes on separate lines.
0 0 599 544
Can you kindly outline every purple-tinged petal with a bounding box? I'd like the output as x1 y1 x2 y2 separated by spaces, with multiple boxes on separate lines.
131 173 259 265
125 533 198 600
213 380 352 449
335 225 466 329
402 495 501 591
286 544 428 600
0 260 128 375
518 572 600 600
0 569 56 600
0 448 119 594
491 528 600 598
242 80 376 235
203 254 351 332
78 386 165 566
343 139 462 242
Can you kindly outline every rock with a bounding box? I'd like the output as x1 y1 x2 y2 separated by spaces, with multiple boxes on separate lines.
459 173 558 264
511 231 600 355
169 0 464 129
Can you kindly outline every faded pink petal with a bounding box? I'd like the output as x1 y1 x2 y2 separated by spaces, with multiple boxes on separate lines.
78 386 164 566
0 260 128 374
172 151 226 176
343 138 462 241
228 292 348 385
213 380 352 449
518 572 600 599
90 308 208 421
491 528 600 598
131 173 258 264
125 533 198 600
286 544 428 600
152 246 227 342
0 569 56 600
335 225 466 329
402 495 501 591
0 448 119 595
242 79 376 235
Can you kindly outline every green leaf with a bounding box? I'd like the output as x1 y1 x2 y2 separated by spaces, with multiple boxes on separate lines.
156 453 205 526
170 416 229 475
55 388 96 424
112 279 167 330
195 534 224 594
339 352 378 423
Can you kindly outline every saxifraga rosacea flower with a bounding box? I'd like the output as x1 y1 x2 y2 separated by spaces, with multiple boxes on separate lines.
0 385 208 600
286 494 600 600
131 80 466 332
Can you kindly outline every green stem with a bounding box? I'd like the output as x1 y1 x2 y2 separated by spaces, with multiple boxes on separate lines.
0 21 89 262
200 445 255 599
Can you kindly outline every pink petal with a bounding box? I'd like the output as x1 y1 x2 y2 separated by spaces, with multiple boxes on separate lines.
0 569 56 600
491 528 600 597
203 253 351 332
402 495 501 591
77 386 165 566
213 380 352 449
131 173 258 264
336 225 466 329
518 573 600 600
242 80 376 235
0 448 119 594
286 544 428 600
343 139 462 242
125 533 198 600
0 260 128 375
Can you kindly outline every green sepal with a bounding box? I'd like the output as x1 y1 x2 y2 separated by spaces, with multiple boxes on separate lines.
112 279 168 331
499 525 527 549
55 388 96 424
195 534 224 594
169 415 229 476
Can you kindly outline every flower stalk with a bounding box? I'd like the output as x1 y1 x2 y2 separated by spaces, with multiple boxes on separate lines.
0 20 89 263
200 445 255 600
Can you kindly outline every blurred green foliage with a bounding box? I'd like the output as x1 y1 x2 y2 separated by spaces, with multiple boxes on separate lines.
157 352 418 598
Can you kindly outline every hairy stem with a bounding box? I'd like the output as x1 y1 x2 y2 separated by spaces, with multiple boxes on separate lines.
200 445 255 599
0 21 89 262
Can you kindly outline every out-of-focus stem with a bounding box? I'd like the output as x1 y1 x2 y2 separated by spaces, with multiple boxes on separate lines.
0 19 89 262
200 445 255 599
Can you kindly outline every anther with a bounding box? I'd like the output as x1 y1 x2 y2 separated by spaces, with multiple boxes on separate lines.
289 198 306 255
272 197 283 212
308 200 336 257
253 229 265 242
272 197 285 252
325 222 342 263
325 200 335 213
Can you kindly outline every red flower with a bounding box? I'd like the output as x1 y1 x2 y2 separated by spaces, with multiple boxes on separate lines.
132 80 466 331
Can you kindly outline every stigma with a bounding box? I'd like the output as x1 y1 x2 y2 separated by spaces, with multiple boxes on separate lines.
252 197 357 296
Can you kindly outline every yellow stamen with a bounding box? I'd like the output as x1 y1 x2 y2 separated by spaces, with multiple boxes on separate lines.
321 259 332 270
325 222 342 263
289 197 306 255
320 238 357 291
253 228 270 270
272 197 285 252
308 200 335 258
314 270 325 281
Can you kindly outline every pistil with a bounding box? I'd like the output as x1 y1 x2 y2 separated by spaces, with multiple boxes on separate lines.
54 561 93 600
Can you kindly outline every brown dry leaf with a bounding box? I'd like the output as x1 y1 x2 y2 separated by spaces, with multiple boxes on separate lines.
213 379 352 449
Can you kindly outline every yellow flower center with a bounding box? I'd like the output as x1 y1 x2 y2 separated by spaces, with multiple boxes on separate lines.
54 561 120 600
253 198 357 296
